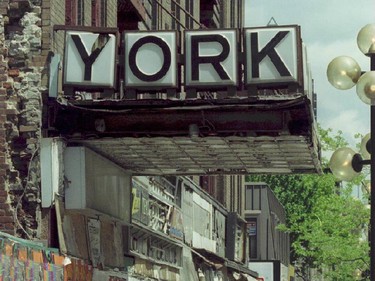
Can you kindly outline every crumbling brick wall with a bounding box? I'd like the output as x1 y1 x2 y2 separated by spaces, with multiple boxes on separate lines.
0 0 44 238
0 14 14 235
0 0 119 240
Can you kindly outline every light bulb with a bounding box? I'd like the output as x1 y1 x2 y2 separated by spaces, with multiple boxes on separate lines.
356 71 375 105
327 56 361 90
357 23 375 55
329 147 359 181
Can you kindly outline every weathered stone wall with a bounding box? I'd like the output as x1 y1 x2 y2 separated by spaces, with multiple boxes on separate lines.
0 0 119 239
0 0 44 238
0 13 14 236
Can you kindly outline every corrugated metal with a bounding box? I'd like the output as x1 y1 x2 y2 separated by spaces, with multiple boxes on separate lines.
71 134 319 175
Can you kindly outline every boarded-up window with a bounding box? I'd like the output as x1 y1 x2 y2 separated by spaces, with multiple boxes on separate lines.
193 203 210 237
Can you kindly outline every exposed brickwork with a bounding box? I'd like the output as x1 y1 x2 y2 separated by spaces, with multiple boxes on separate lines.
0 4 15 235
0 0 44 238
0 0 121 240
49 0 65 61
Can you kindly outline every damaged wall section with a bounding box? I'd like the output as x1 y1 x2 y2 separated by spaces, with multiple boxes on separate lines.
0 1 45 237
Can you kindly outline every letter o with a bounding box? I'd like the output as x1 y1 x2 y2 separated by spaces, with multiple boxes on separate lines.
129 36 171 82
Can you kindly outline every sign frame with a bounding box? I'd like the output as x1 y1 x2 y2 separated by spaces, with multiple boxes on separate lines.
62 26 119 91
59 25 306 96
184 28 240 91
244 25 303 89
123 30 179 91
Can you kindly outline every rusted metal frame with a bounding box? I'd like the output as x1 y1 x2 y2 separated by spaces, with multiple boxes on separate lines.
53 105 290 138
53 24 118 34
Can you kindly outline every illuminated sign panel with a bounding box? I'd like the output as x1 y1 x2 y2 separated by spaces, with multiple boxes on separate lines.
63 31 117 88
185 29 238 88
124 31 178 89
245 26 300 86
62 26 304 93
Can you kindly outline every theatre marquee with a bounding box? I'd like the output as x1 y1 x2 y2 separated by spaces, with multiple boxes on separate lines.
61 25 304 94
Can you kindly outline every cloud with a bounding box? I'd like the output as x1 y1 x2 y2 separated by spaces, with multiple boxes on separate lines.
324 109 369 145
245 0 375 46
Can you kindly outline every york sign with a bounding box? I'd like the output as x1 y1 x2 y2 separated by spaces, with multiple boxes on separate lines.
63 26 302 92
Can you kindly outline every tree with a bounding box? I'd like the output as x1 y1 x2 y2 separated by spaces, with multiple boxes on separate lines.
247 126 370 280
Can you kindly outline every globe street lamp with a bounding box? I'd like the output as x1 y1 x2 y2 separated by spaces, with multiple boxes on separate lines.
327 23 375 280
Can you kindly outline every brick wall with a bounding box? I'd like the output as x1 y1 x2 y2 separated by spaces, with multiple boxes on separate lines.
0 0 44 238
0 6 14 235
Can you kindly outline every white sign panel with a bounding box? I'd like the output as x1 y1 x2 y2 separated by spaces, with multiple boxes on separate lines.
64 31 116 88
249 262 274 281
185 29 238 88
124 31 177 89
245 26 299 86
280 263 288 281
61 26 305 94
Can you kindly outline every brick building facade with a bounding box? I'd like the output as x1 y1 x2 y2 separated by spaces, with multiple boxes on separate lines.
0 0 246 239
0 1 44 237
0 1 312 280
0 0 118 237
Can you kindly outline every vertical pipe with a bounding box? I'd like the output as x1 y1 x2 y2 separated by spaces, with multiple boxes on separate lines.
371 106 375 280
370 55 375 281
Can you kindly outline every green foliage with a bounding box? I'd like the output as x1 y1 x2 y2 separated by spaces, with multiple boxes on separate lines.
246 125 370 280
318 124 349 152
295 191 369 280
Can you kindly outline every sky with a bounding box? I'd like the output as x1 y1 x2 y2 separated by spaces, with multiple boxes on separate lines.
244 0 375 146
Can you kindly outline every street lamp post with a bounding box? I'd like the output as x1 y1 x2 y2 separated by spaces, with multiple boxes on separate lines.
327 24 375 280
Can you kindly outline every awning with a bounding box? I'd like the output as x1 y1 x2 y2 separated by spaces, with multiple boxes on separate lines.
50 96 321 175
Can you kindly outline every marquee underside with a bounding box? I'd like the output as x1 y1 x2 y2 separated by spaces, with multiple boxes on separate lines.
50 96 322 175
71 135 320 175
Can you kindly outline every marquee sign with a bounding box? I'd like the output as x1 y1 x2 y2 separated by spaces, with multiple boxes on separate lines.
245 26 299 85
62 25 303 93
185 29 238 88
124 31 178 89
63 31 117 88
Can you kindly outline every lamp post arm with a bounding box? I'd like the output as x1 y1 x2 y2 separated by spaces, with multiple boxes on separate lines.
351 154 370 172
